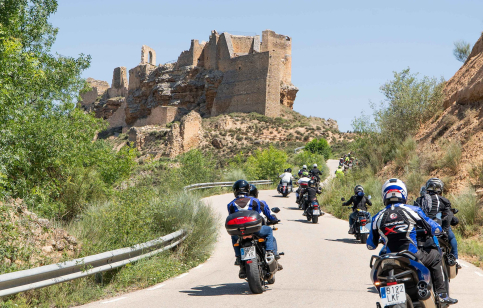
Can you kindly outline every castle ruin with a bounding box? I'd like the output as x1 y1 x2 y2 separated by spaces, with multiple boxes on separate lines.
80 30 298 130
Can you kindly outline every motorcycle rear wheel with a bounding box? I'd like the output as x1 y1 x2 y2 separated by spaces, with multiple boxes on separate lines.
360 233 368 244
246 257 264 294
312 214 318 224
283 192 288 197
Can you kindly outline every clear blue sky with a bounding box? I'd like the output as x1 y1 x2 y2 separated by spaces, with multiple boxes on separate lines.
51 0 483 132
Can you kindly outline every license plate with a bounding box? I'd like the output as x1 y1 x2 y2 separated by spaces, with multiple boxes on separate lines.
360 225 370 233
241 246 256 261
313 209 321 215
380 284 406 306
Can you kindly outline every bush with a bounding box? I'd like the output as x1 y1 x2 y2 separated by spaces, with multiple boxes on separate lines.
244 145 289 181
438 140 462 174
453 40 471 63
290 151 329 182
304 138 332 160
449 188 481 236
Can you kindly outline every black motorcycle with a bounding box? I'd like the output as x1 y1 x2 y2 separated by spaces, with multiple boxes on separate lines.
225 208 283 294
341 197 371 244
370 230 452 308
305 199 323 224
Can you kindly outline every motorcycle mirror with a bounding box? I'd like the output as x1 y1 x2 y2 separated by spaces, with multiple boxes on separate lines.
368 195 372 200
271 207 281 213
341 197 345 201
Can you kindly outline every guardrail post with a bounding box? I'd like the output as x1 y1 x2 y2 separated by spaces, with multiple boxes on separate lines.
95 272 103 284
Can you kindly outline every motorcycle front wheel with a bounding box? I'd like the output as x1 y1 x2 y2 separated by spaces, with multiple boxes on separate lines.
246 256 264 294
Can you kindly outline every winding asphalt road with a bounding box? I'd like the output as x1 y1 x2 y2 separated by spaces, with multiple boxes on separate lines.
80 160 482 308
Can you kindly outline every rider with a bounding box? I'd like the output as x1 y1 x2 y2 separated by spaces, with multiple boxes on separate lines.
418 178 460 269
302 179 325 216
335 165 344 177
342 185 372 234
367 178 458 305
279 168 294 186
228 180 280 279
296 171 311 204
298 165 308 177
309 163 323 184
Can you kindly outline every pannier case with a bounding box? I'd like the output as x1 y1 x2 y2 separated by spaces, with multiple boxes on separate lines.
225 211 263 236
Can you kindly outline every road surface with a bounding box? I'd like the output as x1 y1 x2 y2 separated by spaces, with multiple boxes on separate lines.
80 160 482 307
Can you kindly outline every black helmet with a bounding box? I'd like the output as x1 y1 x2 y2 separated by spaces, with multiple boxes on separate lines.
354 185 364 194
426 178 443 194
309 179 316 187
233 180 250 197
249 184 259 198
287 168 292 173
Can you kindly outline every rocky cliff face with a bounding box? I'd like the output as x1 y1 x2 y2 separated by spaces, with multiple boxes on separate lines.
125 64 223 126
443 33 483 109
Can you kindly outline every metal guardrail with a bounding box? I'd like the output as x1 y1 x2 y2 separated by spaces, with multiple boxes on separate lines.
0 180 272 297
184 180 273 191
294 146 305 153
0 230 186 297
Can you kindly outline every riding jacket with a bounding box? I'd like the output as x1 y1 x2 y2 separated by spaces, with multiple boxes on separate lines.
227 195 277 222
367 203 442 254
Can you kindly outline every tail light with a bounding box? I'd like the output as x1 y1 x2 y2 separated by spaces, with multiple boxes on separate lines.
386 282 398 286
361 219 367 222
227 217 257 225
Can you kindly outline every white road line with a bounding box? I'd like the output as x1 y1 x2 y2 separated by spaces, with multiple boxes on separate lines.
176 273 189 279
147 284 165 291
475 271 483 277
194 264 204 269
460 262 469 268
102 297 127 304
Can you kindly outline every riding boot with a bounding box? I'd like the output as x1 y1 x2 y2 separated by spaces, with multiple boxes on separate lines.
348 225 355 234
438 293 458 304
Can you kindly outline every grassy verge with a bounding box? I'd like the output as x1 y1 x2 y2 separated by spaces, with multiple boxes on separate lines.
320 167 483 269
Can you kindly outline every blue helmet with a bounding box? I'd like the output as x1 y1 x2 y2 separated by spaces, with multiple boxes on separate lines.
382 178 407 205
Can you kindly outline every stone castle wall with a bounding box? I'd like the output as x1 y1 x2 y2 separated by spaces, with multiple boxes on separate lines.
80 29 298 129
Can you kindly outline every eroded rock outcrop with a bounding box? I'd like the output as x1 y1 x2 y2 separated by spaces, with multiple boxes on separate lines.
443 33 483 109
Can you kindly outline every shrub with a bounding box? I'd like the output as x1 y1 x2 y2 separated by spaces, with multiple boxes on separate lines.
244 145 289 181
304 138 332 160
394 137 417 170
450 188 481 236
290 151 329 182
438 140 462 174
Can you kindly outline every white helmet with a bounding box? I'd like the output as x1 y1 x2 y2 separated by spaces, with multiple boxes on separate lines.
381 178 407 205
313 163 318 168
303 165 307 169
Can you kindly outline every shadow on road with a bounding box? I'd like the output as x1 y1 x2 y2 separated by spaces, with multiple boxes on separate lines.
287 219 314 224
367 286 379 294
284 207 301 211
324 238 360 244
179 283 256 296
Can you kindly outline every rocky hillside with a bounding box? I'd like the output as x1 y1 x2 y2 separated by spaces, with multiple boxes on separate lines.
1 199 80 272
413 33 483 194
103 106 350 162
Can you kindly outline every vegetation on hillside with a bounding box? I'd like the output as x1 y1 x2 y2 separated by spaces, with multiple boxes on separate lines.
321 68 483 268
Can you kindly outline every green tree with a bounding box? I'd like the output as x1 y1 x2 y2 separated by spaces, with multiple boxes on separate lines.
0 0 135 219
304 138 332 160
245 145 289 181
351 68 445 172
453 40 471 63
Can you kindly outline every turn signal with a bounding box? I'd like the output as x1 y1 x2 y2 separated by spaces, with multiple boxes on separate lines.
234 243 239 247
273 228 278 231
258 239 265 242
374 281 381 286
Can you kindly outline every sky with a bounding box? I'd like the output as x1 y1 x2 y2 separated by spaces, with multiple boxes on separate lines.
50 0 483 132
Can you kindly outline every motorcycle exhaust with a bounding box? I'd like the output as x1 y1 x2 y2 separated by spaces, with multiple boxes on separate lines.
417 281 436 308
445 253 458 279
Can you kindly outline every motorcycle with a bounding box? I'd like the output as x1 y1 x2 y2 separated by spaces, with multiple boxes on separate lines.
225 207 283 294
370 230 452 308
305 199 323 224
277 182 292 197
341 197 371 244
296 179 309 209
